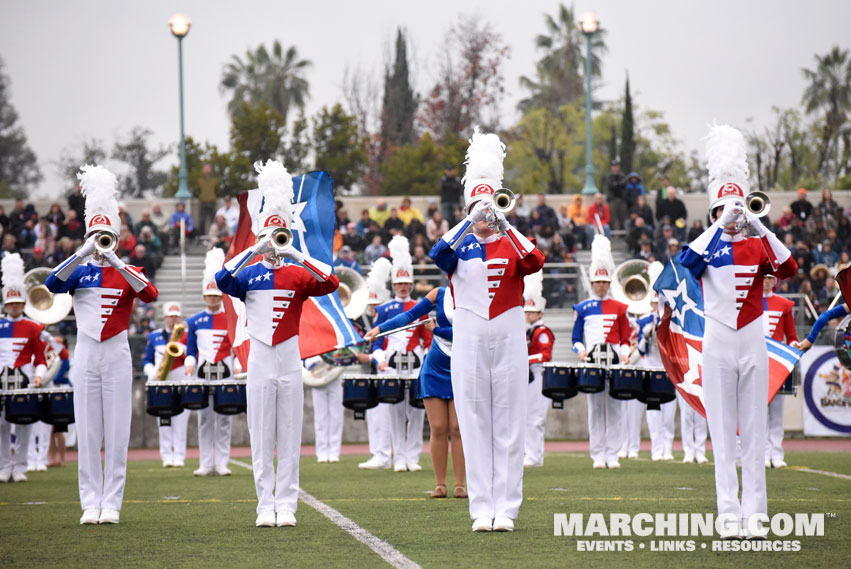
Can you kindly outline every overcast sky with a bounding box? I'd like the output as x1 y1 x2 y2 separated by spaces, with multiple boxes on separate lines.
1 0 848 197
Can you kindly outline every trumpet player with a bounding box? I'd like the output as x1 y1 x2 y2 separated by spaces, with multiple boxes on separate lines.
679 125 796 538
143 301 189 468
216 160 339 528
46 165 158 525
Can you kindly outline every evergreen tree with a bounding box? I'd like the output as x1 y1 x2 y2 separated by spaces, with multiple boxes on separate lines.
379 29 417 158
312 104 366 192
0 58 42 198
620 76 635 172
111 126 169 198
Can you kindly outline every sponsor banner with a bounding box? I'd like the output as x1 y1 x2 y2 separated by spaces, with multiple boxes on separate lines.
800 346 851 436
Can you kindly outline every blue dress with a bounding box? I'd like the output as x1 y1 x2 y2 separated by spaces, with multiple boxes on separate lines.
377 287 454 399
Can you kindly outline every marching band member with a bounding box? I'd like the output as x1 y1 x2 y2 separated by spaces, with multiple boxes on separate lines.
27 331 68 472
523 270 554 468
184 248 236 476
143 301 189 468
216 160 339 528
797 300 849 352
761 273 798 469
430 128 545 532
46 165 158 524
0 253 47 483
304 357 344 463
47 336 72 468
679 125 796 538
371 236 431 472
357 258 394 470
572 235 631 470
364 285 466 499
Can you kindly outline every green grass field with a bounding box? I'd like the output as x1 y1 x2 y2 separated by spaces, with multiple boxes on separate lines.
1 450 849 569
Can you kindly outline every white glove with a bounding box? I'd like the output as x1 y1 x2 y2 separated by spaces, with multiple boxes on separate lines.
102 250 126 270
252 235 273 255
718 200 744 227
745 214 768 236
77 235 97 258
469 199 492 223
282 247 305 263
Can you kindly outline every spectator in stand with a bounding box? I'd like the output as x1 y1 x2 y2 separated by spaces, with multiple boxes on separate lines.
836 216 851 250
535 223 556 254
790 188 814 222
663 238 680 266
9 198 30 234
364 221 382 247
528 209 545 236
687 219 705 243
514 194 531 219
635 239 655 261
207 213 233 251
556 203 577 252
383 208 405 235
334 245 362 274
364 234 387 266
810 264 829 291
216 194 240 231
151 202 170 233
836 250 850 273
602 159 627 230
58 209 84 243
17 218 36 249
815 276 841 312
67 183 85 222
24 246 51 271
534 194 558 228
134 210 158 236
117 201 134 232
137 226 163 268
117 226 137 258
568 194 588 250
169 201 195 250
50 237 74 266
128 244 156 283
355 209 371 237
343 222 366 253
656 186 688 241
336 201 351 229
369 199 390 227
398 196 425 227
630 194 654 231
627 216 653 255
412 244 437 296
794 242 814 275
34 216 56 255
406 217 428 242
1 233 18 256
624 172 645 210
815 188 840 229
799 279 815 308
776 207 796 233
813 240 839 267
587 192 611 240
439 165 463 224
654 225 676 261
426 210 449 243
197 163 219 234
46 203 65 228
0 206 8 233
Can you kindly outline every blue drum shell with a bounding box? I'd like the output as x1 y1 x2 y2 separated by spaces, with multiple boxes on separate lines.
40 391 75 426
609 368 644 400
5 392 41 425
776 373 797 395
577 367 606 394
542 366 578 401
376 378 406 404
213 383 247 415
639 370 676 405
343 378 378 411
408 379 425 409
146 384 183 418
180 384 210 410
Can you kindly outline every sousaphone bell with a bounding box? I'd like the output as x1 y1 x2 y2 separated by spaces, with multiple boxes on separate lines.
23 268 73 325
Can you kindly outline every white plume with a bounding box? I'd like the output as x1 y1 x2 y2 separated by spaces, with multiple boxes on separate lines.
255 159 294 218
388 235 412 266
462 126 506 185
589 234 615 280
1 253 25 290
366 257 392 295
78 164 119 225
203 248 225 283
705 123 749 183
524 269 544 300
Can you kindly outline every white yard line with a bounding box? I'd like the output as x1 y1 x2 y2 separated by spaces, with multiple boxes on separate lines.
229 459 422 569
789 466 851 481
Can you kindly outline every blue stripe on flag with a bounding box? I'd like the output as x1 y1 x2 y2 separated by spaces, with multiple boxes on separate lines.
766 337 801 368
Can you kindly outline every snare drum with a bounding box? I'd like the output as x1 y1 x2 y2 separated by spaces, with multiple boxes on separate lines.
377 377 406 404
542 363 578 408
576 364 606 394
343 374 379 420
4 389 42 425
40 387 74 426
408 378 425 409
609 365 645 400
638 367 676 410
180 382 210 410
146 382 184 418
212 380 247 415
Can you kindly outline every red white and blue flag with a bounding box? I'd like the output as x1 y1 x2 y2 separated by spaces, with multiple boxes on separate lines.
223 172 363 370
653 258 802 417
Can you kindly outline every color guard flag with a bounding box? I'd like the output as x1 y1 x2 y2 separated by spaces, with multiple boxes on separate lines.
653 258 802 417
223 171 363 370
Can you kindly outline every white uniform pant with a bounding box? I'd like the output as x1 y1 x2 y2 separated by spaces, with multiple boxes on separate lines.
28 421 51 468
451 307 527 521
524 364 549 466
620 399 643 455
765 395 785 462
0 417 31 474
247 336 303 515
311 377 343 461
72 332 132 512
646 400 676 458
586 391 622 463
197 397 232 470
387 395 425 467
365 403 391 464
158 370 189 463
702 317 768 522
678 392 707 458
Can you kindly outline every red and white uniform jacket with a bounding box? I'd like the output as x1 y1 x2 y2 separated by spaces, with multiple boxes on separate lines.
371 297 433 366
216 258 339 348
184 308 236 379
0 316 47 389
46 260 158 341
571 296 632 360
143 327 188 382
762 293 797 344
527 321 554 366
681 227 796 330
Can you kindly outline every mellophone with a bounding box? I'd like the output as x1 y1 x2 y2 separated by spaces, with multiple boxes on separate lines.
542 362 677 410
0 386 75 426
342 374 423 420
145 378 247 426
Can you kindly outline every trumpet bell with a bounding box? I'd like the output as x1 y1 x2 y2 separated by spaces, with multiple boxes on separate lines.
94 231 116 253
746 191 771 217
492 188 516 213
336 266 368 320
23 268 73 325
272 227 293 251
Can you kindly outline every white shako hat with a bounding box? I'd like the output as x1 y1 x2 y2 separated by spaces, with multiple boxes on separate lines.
705 124 750 215
523 269 546 312
366 257 392 305
2 253 26 305
388 235 413 284
647 261 664 303
589 234 615 283
252 159 294 238
202 248 225 296
462 126 506 214
79 164 120 237
163 301 182 317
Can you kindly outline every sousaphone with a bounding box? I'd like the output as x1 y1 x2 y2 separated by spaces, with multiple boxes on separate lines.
24 268 73 325
610 260 653 316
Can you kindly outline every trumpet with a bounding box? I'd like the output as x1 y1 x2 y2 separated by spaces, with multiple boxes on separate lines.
271 227 293 255
745 191 770 217
94 231 116 253
492 188 516 213
156 322 186 381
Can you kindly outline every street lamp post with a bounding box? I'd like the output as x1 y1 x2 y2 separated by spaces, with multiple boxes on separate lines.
579 12 598 195
169 14 192 200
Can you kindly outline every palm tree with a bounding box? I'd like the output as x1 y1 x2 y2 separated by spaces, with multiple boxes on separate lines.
220 40 312 122
518 3 607 112
801 46 851 175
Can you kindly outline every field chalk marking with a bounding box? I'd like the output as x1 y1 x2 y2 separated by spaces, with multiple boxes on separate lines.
229 459 422 569
790 466 851 481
